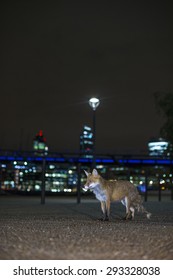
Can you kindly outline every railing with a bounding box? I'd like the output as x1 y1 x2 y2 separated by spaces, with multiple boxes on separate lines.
0 149 172 165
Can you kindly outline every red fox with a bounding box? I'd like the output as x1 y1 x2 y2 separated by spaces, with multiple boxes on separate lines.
83 169 151 221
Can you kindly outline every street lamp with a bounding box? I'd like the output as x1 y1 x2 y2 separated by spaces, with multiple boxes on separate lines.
89 97 100 111
89 97 100 168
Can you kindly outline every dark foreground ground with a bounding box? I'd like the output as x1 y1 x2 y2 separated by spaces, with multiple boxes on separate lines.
0 194 173 260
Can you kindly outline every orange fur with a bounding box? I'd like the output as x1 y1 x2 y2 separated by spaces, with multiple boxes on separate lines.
83 169 151 221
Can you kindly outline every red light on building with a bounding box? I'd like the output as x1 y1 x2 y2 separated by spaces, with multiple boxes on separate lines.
33 130 48 154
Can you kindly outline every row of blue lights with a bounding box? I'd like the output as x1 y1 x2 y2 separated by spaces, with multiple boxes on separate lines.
118 159 172 165
0 156 172 165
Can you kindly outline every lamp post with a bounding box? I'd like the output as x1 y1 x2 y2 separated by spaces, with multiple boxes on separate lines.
89 97 100 168
33 130 48 205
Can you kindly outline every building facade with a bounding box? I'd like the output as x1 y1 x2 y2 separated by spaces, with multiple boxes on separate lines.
0 151 173 197
33 130 48 154
80 125 93 157
148 138 170 156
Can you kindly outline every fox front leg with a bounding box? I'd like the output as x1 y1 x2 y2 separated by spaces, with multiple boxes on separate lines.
100 201 109 221
105 200 110 221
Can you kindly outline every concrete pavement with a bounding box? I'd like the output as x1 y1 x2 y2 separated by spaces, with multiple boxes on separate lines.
0 195 173 259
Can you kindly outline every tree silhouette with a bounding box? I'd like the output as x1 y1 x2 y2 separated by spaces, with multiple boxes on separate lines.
154 92 173 146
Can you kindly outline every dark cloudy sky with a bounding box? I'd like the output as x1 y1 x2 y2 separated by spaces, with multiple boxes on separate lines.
0 0 173 154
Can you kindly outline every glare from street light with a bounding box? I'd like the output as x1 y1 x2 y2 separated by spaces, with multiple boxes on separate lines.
89 97 100 111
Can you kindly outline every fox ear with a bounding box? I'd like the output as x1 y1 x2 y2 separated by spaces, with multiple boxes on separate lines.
84 170 89 177
92 169 98 176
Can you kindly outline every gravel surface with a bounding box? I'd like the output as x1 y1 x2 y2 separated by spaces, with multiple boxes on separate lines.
0 195 173 260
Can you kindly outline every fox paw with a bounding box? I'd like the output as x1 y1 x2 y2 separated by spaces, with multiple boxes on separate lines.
123 215 132 220
98 217 109 222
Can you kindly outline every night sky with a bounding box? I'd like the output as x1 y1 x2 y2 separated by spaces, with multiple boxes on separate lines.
1 0 173 154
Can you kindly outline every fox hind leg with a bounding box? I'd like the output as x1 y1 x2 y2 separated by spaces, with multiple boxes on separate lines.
130 206 135 219
121 197 132 220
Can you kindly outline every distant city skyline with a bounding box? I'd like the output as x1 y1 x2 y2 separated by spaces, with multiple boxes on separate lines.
1 0 172 154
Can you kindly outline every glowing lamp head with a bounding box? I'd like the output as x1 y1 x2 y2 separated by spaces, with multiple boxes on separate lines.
89 97 100 111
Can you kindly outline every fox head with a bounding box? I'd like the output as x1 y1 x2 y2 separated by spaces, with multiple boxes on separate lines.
82 169 100 192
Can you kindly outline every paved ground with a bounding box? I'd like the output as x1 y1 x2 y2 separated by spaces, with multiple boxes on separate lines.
0 194 173 260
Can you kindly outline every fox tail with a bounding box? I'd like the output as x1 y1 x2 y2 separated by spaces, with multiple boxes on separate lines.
137 204 151 219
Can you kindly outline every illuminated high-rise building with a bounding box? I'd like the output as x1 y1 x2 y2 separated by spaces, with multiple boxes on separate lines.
148 138 169 156
80 125 93 157
33 130 48 154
